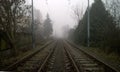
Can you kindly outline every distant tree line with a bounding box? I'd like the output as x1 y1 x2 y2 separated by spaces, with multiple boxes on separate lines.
69 0 120 55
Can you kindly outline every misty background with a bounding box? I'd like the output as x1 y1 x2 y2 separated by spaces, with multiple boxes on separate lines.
26 0 94 38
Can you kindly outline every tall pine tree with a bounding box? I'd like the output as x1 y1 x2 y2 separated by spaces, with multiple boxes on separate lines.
73 0 117 48
43 14 53 39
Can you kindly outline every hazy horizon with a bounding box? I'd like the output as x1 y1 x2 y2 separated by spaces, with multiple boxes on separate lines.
26 0 94 38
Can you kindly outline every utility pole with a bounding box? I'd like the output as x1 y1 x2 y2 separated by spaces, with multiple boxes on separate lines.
32 0 35 48
87 0 90 47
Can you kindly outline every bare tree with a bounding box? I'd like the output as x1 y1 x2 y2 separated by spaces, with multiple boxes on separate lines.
71 4 84 25
0 0 31 55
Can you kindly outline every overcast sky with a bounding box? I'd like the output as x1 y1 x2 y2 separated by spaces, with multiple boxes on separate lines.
27 0 94 38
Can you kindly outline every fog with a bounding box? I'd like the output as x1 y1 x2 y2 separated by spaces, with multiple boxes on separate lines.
26 0 94 38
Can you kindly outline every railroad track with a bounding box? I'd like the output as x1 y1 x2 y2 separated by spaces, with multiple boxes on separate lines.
37 42 56 72
38 41 81 72
64 44 80 72
3 41 56 72
64 41 117 72
2 40 117 72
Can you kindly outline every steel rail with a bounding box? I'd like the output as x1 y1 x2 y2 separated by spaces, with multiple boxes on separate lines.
3 41 53 71
37 42 57 72
64 44 80 72
66 40 118 72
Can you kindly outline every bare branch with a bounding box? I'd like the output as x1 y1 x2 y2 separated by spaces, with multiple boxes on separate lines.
71 4 84 25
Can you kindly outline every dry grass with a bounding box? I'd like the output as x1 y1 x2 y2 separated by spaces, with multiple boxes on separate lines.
83 47 120 65
1 44 44 69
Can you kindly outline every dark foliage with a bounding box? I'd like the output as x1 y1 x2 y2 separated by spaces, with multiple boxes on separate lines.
71 0 120 55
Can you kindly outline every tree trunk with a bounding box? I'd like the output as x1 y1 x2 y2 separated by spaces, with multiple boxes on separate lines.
11 40 17 56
